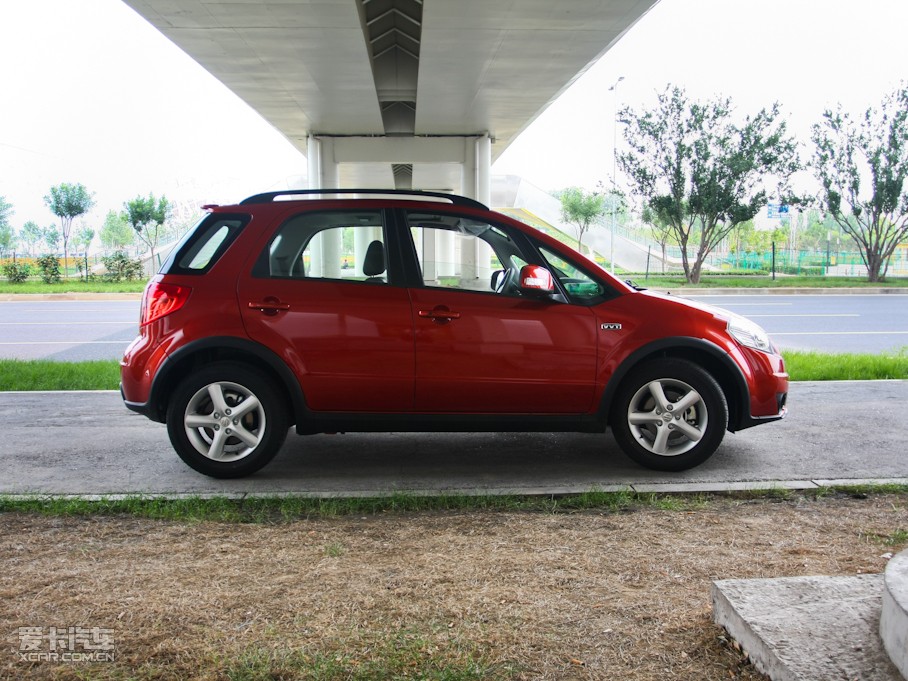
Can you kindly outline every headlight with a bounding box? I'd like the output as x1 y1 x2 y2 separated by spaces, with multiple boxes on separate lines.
727 316 774 354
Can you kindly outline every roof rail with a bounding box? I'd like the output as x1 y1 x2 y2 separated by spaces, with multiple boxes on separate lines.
239 188 488 210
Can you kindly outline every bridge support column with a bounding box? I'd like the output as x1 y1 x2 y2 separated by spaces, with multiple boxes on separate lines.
306 134 493 283
307 135 342 277
462 134 491 205
307 135 339 189
461 135 493 286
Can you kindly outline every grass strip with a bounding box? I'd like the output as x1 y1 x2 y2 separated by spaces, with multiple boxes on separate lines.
0 358 122 391
637 274 908 288
2 277 907 294
782 349 908 381
2 486 906 523
0 280 147 294
1 350 906 392
0 490 638 522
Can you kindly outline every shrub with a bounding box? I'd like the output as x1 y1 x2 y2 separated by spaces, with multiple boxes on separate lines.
36 255 62 284
76 259 96 282
101 251 145 282
2 262 32 283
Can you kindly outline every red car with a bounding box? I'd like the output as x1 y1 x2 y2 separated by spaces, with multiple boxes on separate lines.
120 190 788 478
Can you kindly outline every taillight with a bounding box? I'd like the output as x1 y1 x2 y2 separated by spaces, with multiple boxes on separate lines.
141 282 191 326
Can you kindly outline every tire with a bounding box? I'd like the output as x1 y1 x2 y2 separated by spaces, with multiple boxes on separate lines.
611 358 728 472
166 363 289 478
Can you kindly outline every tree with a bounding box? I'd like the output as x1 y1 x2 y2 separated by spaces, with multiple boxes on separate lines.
99 210 135 251
0 223 14 259
559 186 605 253
124 193 170 271
728 220 785 255
792 209 844 253
0 196 12 231
44 226 61 254
619 86 801 283
641 203 678 273
75 226 96 280
19 221 44 256
44 183 95 277
811 85 908 282
0 197 13 257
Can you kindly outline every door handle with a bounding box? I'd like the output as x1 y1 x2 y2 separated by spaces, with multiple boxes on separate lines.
248 299 291 315
418 307 461 323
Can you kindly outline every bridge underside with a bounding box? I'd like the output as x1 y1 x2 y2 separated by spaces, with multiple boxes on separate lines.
123 0 658 200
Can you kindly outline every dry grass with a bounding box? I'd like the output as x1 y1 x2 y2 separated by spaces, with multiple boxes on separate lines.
2 493 906 680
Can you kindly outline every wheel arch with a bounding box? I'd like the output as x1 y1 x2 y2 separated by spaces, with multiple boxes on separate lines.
600 337 750 432
145 336 307 426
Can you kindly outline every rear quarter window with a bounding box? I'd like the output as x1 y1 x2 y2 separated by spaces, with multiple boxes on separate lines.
168 214 249 274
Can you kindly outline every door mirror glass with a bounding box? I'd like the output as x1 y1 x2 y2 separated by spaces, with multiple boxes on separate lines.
519 265 555 293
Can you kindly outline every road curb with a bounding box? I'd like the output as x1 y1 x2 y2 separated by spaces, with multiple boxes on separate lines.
2 478 906 501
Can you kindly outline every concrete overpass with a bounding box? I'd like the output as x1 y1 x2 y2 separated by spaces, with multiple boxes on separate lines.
121 0 659 205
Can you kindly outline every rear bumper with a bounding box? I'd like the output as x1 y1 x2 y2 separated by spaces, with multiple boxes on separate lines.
120 382 156 420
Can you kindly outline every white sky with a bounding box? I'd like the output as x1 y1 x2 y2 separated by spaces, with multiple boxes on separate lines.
2 0 907 229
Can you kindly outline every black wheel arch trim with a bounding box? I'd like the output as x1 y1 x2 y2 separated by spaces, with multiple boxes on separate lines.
141 336 308 425
599 336 755 432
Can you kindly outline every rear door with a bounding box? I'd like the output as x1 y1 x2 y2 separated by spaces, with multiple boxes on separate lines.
238 208 414 413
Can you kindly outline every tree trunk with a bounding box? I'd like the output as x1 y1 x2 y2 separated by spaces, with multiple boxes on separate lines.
866 250 885 282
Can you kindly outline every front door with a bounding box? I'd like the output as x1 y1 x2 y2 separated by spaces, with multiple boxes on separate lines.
406 212 598 414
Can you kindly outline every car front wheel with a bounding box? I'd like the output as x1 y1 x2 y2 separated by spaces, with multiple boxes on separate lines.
611 358 728 471
166 363 289 478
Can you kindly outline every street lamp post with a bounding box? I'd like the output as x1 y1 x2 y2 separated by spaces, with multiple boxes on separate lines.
608 75 624 274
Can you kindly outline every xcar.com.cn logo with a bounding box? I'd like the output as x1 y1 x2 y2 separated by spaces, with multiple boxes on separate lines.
17 626 115 663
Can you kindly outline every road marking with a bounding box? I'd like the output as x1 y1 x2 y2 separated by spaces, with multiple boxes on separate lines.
747 314 860 318
0 341 131 345
770 331 908 336
694 302 793 307
0 321 135 325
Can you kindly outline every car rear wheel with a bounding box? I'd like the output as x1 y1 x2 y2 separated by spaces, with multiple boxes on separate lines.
611 358 728 471
166 363 289 478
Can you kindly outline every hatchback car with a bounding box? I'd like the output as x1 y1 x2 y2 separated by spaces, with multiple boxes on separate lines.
120 189 788 478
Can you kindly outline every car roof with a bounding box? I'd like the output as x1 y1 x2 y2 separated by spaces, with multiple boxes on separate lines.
233 189 488 211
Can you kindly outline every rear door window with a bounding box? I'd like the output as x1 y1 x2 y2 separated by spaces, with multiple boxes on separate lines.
255 210 388 284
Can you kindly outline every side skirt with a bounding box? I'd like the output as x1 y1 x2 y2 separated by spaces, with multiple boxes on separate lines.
295 412 606 435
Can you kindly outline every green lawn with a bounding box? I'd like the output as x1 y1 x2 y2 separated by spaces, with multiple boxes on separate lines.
1 350 905 392
0 280 147 295
637 274 908 288
0 359 122 391
2 275 908 295
782 349 908 381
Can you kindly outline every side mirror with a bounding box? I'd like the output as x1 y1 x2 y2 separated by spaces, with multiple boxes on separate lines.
518 264 555 294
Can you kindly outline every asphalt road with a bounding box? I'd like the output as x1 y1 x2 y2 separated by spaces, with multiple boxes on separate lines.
1 381 906 496
0 298 139 361
1 292 907 360
685 293 908 354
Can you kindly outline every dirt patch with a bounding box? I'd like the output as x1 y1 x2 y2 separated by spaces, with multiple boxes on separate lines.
2 493 906 680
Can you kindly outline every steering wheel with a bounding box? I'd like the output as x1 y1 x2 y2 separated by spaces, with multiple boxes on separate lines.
494 267 521 295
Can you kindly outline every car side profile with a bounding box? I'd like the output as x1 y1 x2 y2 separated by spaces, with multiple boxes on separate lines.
120 190 788 478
